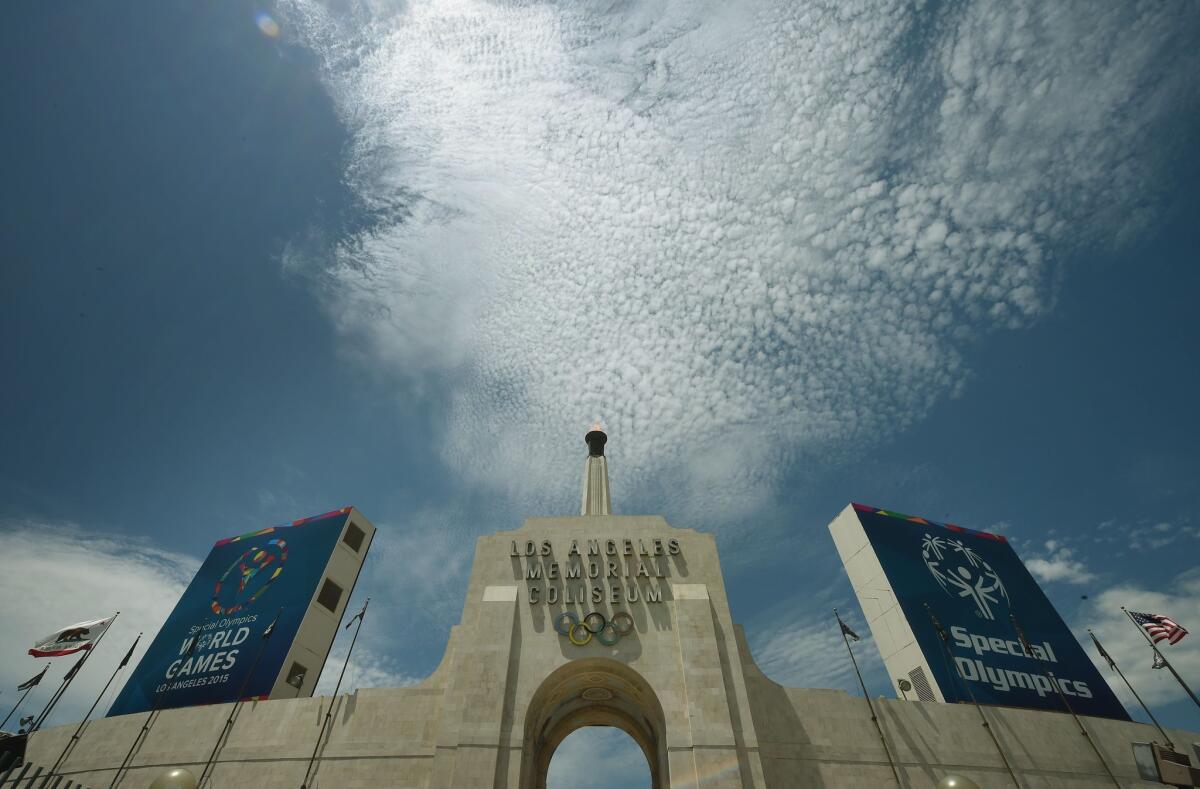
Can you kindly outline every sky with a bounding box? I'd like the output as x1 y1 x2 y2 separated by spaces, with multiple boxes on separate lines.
2 0 1199 783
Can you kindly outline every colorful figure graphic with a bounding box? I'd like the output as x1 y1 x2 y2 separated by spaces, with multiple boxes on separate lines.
211 538 288 615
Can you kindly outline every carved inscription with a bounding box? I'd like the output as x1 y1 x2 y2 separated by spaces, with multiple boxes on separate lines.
511 537 681 605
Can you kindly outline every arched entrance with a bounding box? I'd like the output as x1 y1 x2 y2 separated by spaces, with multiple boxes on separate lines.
547 727 651 787
520 658 668 789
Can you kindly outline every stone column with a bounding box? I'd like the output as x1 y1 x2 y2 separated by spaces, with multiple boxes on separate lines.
668 584 748 789
430 585 521 787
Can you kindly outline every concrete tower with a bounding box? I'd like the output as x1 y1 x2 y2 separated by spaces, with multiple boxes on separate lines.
580 425 611 515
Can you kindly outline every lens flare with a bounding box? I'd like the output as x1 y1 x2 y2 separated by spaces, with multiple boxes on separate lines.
255 11 280 38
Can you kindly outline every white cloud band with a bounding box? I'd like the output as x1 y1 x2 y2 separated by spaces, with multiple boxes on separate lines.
280 0 1199 523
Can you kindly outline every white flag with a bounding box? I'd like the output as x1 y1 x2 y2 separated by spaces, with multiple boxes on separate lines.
29 617 113 658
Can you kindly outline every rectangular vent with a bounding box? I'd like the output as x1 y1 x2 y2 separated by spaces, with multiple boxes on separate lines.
317 578 344 613
343 522 365 552
286 661 308 690
908 666 936 702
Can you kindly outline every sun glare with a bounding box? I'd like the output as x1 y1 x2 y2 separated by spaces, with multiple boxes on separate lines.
255 11 280 38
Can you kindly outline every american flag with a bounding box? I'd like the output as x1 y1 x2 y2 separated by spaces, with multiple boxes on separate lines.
1129 611 1189 645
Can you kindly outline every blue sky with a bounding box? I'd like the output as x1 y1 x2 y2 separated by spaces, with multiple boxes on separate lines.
2 0 1199 782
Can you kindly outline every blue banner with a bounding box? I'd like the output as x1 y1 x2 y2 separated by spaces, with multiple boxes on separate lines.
853 504 1128 720
108 509 350 716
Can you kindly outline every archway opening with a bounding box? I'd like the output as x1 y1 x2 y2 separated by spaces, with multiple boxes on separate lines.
520 658 668 789
547 726 652 789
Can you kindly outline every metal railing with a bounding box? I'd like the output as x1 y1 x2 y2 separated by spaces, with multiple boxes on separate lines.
0 758 93 789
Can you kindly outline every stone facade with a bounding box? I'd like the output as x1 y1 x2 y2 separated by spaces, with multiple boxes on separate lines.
12 514 1199 788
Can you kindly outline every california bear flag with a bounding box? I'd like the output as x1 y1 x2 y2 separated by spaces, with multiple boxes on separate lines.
29 616 113 657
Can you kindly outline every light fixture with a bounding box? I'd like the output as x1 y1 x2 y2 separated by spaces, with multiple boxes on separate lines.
149 767 198 789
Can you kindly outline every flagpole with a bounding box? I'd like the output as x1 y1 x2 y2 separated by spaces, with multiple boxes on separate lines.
32 611 120 733
834 609 901 786
1009 613 1119 788
923 604 1020 788
197 608 282 788
0 665 49 731
1 685 33 731
44 633 142 781
109 693 164 787
1122 607 1200 709
32 652 87 733
301 597 369 789
110 631 198 789
1087 629 1171 748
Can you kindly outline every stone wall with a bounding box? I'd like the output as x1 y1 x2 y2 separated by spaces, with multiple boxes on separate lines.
14 678 1194 788
736 629 1195 788
10 514 1196 788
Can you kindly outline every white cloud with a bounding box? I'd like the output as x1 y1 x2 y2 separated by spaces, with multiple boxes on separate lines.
0 523 198 730
1092 518 1198 553
313 644 418 696
1079 568 1200 709
1025 545 1095 585
282 506 482 691
749 607 884 691
278 0 1200 525
355 507 476 645
1126 520 1197 551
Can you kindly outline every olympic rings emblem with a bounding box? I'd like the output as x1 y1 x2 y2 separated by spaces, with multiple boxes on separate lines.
553 611 634 647
211 538 288 615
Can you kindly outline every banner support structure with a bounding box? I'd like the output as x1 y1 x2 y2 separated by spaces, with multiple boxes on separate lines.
109 702 162 786
1087 628 1171 748
835 609 901 786
1009 613 1118 788
300 598 369 789
44 633 141 782
924 604 1021 788
197 609 281 788
110 630 196 789
1121 607 1199 709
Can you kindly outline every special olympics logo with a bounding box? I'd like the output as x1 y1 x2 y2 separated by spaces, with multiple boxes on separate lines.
921 534 1009 620
554 611 634 646
211 538 288 615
